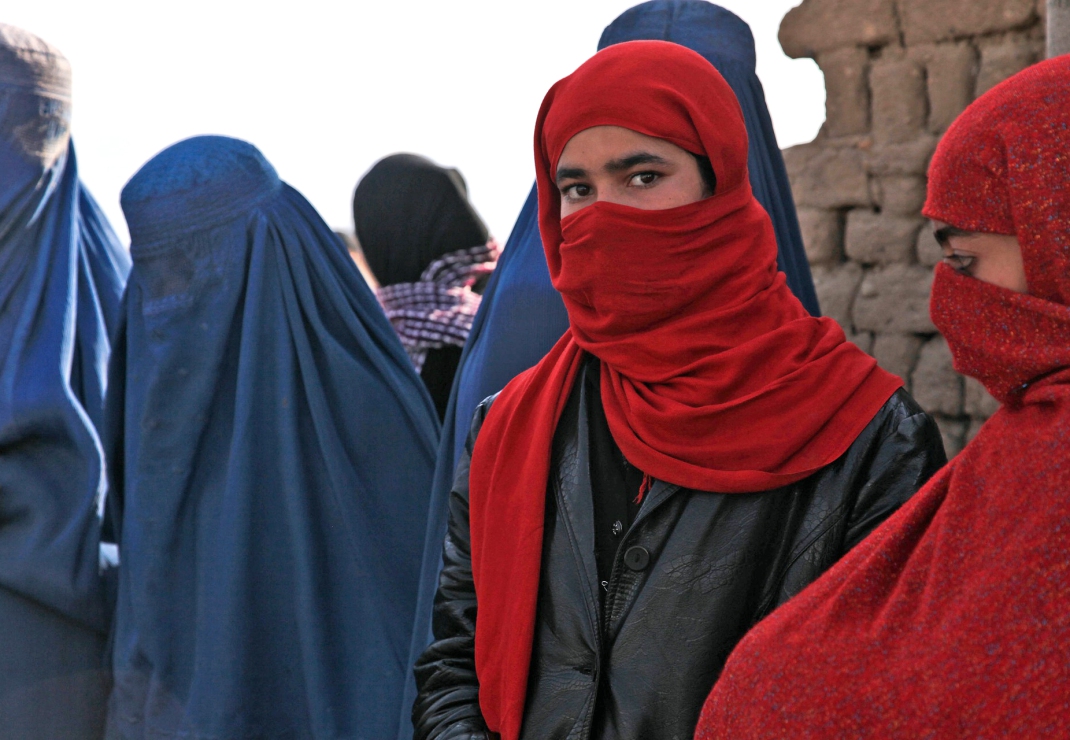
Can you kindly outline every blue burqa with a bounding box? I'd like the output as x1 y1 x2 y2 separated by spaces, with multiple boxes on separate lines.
0 23 130 739
397 3 820 734
104 136 440 739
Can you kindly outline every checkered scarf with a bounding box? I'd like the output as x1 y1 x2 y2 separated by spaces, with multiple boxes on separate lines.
377 240 500 373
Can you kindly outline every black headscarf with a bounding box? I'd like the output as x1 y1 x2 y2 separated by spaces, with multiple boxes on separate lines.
353 153 490 287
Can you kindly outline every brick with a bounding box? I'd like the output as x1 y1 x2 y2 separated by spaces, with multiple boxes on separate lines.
810 262 863 329
872 333 925 384
911 336 964 416
966 417 986 444
871 59 927 144
909 42 978 132
898 0 1037 44
975 41 1040 96
1049 0 1070 62
845 211 924 265
916 226 942 267
817 47 870 137
874 175 927 215
779 0 899 58
853 264 936 333
783 143 871 209
934 415 967 458
797 208 844 265
863 136 939 176
964 377 1001 418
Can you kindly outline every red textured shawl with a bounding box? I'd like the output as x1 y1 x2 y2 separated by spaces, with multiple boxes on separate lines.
467 41 902 740
697 56 1070 739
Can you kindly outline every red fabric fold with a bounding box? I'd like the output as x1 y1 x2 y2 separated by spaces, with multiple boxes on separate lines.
467 41 901 740
696 55 1070 739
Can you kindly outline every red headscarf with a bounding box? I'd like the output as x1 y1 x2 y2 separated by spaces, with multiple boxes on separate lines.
696 56 1070 739
467 41 901 740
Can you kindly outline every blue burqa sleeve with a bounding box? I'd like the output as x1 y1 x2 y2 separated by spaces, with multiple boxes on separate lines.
0 24 130 738
396 3 821 735
104 136 440 739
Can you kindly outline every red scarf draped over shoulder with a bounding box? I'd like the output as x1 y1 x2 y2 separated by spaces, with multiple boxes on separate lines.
697 56 1070 739
467 41 901 740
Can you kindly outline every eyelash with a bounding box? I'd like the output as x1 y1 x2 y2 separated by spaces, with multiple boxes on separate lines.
559 171 663 200
943 252 976 274
560 183 590 200
630 171 661 187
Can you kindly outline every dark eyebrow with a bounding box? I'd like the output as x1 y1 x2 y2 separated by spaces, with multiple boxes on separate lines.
604 152 670 172
555 166 587 185
555 152 672 185
933 225 974 245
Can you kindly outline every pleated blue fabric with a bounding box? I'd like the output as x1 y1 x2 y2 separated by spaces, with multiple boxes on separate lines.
0 23 130 739
396 3 820 734
104 135 439 739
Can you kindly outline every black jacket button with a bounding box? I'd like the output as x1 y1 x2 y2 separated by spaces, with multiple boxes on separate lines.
623 545 650 571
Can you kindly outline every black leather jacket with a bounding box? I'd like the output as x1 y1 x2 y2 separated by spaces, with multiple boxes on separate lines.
413 383 946 740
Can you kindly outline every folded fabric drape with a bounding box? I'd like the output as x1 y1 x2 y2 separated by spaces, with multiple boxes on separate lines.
376 240 500 373
0 23 130 738
105 136 439 739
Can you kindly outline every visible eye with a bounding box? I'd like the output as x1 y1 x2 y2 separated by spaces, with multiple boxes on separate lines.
560 182 592 201
942 252 976 275
629 171 660 187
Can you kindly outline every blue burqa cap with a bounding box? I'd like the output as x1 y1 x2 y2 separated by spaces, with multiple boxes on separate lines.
106 135 440 738
0 23 130 736
397 3 821 734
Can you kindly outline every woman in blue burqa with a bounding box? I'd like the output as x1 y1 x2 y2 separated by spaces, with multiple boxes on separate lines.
397 2 820 734
0 24 130 739
103 135 440 739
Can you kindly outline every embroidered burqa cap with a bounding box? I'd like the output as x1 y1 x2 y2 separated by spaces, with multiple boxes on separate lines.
0 23 129 736
697 55 1070 738
105 135 440 738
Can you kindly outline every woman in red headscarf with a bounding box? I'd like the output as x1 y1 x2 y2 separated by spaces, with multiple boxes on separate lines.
694 56 1070 739
412 41 946 740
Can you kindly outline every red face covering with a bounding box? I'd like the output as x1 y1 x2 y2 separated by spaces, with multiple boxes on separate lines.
697 56 1070 739
467 41 901 740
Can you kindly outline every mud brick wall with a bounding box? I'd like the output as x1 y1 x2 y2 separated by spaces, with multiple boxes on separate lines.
779 0 1047 455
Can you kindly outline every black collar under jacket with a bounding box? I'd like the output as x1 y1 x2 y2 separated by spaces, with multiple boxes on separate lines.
352 153 489 287
582 354 644 599
412 383 947 740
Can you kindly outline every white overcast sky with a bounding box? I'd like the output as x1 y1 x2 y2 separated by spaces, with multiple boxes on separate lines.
5 0 824 245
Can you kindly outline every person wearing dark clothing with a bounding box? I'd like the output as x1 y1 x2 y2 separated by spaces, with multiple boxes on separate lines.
416 385 942 740
411 41 946 740
353 153 498 419
104 136 440 739
0 24 130 739
399 7 827 730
